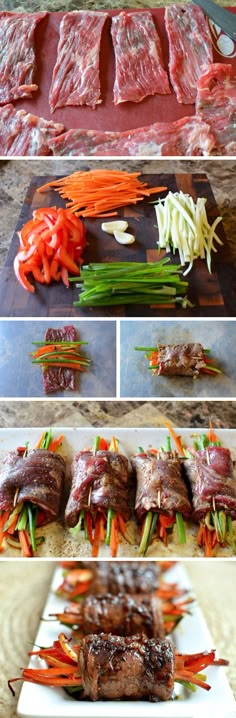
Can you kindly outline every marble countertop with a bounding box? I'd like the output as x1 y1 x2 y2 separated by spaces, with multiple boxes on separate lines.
0 561 235 718
1 0 233 12
1 159 236 274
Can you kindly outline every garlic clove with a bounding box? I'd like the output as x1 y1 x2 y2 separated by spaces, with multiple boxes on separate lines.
101 220 128 235
114 230 135 245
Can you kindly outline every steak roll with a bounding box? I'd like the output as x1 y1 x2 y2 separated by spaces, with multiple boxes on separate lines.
156 343 206 376
65 449 130 526
132 450 191 520
80 633 174 701
183 446 236 521
0 448 65 524
64 592 165 638
90 561 160 595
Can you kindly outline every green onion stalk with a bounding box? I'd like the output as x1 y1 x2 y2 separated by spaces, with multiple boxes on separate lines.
138 436 186 556
2 430 53 556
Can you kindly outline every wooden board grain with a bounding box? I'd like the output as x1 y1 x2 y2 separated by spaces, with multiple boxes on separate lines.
6 8 236 138
0 172 235 318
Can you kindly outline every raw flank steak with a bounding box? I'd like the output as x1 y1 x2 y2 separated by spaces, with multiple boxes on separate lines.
49 10 108 112
48 116 215 156
0 11 47 104
196 63 236 155
165 4 213 104
111 10 170 104
0 104 64 156
42 326 78 395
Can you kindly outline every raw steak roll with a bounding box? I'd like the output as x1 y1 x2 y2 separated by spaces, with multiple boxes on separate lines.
43 325 77 394
65 449 130 526
63 592 165 639
111 10 170 104
90 561 160 595
165 4 213 104
80 633 174 701
0 11 47 104
196 63 236 155
183 446 236 522
132 451 191 520
156 343 206 376
49 10 108 112
0 448 65 524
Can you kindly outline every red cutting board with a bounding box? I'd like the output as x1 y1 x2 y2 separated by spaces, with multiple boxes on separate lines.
8 7 236 134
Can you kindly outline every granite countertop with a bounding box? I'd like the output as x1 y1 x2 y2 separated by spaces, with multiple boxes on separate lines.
0 561 235 718
1 158 236 274
1 0 233 11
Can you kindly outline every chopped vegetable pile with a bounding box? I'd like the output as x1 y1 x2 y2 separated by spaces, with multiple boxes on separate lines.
38 169 167 218
14 207 86 293
69 258 190 307
154 191 223 275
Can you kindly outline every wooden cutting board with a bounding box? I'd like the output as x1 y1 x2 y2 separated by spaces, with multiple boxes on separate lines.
1 172 235 318
9 8 236 136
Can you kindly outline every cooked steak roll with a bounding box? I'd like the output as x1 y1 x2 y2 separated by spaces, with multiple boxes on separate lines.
183 446 236 521
131 450 191 519
0 448 65 523
80 633 174 701
156 343 206 376
65 450 130 526
66 593 164 638
90 561 160 595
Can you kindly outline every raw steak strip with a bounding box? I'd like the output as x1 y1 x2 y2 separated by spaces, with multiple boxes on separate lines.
184 446 236 522
42 325 77 395
111 11 170 104
156 343 206 377
196 63 236 155
0 448 65 524
165 5 213 104
80 634 174 701
131 450 191 520
49 10 108 112
48 116 215 157
65 450 130 527
0 104 64 156
0 11 47 104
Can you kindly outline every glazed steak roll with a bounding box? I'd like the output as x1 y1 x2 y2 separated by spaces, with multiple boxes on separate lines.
67 593 164 638
91 561 160 595
131 450 191 519
184 446 236 521
157 343 206 376
0 449 65 523
65 450 130 526
80 633 174 701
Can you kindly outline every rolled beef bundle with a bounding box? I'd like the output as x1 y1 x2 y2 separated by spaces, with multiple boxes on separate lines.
156 343 206 376
65 450 130 526
183 446 236 521
90 561 160 595
80 633 174 701
66 592 164 638
0 448 65 523
132 450 191 520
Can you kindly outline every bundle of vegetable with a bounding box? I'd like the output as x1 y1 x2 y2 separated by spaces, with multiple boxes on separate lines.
65 437 131 557
14 207 86 293
70 259 189 307
38 170 167 218
0 430 65 557
31 326 90 394
131 437 191 555
9 632 228 699
154 191 223 275
135 343 222 377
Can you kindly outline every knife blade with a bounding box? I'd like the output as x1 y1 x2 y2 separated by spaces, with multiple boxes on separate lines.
191 0 236 41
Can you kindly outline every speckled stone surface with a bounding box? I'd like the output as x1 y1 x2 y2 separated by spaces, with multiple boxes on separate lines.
1 0 233 10
1 158 236 272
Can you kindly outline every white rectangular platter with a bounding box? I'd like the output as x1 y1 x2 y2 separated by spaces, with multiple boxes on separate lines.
17 562 236 718
0 427 236 558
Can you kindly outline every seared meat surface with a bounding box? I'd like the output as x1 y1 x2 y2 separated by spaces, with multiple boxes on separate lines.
91 561 160 595
69 592 164 638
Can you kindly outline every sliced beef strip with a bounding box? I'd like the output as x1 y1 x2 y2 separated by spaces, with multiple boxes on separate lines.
196 63 236 155
74 593 164 639
0 448 65 523
0 11 47 104
156 343 206 377
65 450 130 526
183 446 236 521
90 561 161 595
80 633 174 701
132 450 191 519
42 325 77 395
0 104 64 156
